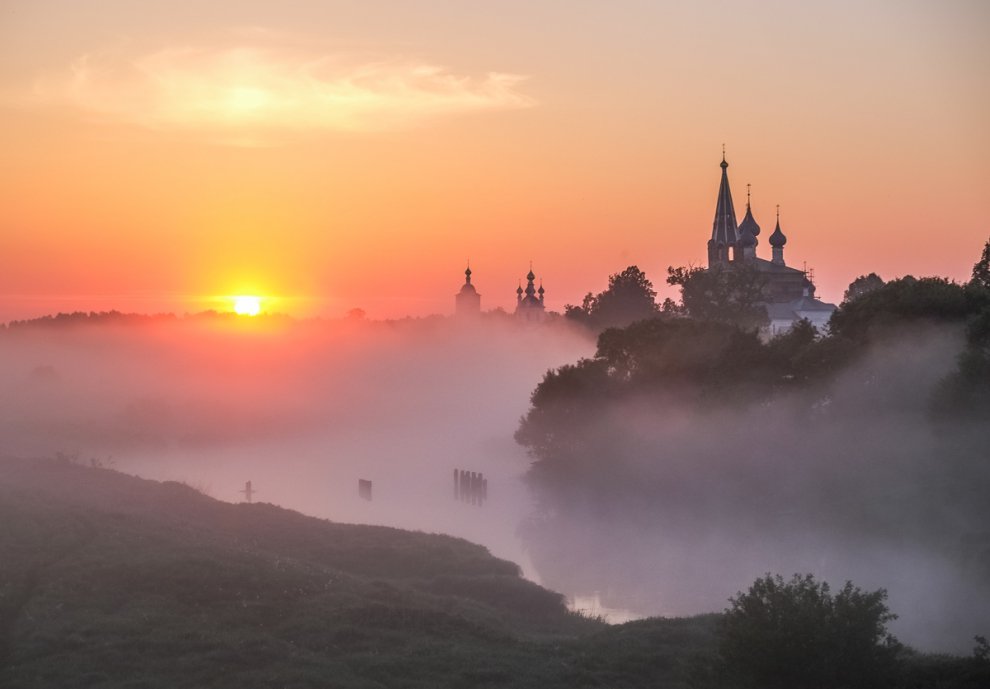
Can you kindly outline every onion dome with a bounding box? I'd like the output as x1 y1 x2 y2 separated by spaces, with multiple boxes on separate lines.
461 266 476 290
739 185 761 238
738 223 756 248
458 264 478 296
738 208 760 240
527 269 535 281
537 283 545 296
516 283 523 295
769 217 787 247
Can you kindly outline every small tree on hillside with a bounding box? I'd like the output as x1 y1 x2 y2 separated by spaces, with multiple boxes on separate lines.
718 573 900 689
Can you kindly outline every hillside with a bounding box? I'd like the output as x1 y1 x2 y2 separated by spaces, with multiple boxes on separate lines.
0 457 716 688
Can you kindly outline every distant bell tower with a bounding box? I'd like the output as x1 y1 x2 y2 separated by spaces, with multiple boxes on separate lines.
708 149 739 267
455 264 482 316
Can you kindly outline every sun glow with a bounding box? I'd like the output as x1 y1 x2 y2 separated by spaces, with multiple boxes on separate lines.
232 295 262 316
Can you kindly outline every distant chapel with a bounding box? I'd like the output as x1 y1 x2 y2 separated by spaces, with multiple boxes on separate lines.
455 265 481 317
515 266 546 322
707 154 835 333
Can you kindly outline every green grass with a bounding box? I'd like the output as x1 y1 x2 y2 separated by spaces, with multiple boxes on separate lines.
3 457 982 688
0 457 715 688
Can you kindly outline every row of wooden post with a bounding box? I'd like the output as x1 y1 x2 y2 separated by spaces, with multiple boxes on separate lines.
240 472 488 506
454 469 487 506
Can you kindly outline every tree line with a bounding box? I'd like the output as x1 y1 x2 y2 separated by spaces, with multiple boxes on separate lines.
520 239 990 471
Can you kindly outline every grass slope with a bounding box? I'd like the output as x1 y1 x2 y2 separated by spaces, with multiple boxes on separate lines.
0 457 716 688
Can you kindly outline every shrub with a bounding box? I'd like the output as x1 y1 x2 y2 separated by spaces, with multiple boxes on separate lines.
718 573 900 689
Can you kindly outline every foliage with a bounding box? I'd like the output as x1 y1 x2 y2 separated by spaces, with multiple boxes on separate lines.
828 272 990 423
564 265 659 331
718 574 901 689
898 644 990 689
514 359 615 469
828 277 980 342
764 318 827 386
930 282 990 422
516 319 775 470
520 246 990 480
844 272 886 302
972 238 990 290
595 318 769 389
666 264 769 331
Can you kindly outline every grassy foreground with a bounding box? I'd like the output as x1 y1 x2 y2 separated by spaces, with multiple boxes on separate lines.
0 457 717 688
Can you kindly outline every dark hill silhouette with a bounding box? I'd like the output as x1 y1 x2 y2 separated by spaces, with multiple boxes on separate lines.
2 458 983 687
0 456 718 688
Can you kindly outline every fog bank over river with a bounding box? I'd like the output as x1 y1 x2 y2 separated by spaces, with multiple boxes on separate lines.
2 315 986 653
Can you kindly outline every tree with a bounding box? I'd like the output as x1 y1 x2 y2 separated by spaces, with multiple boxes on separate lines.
594 317 768 389
514 358 614 465
666 264 768 331
972 238 990 290
515 318 773 471
765 318 825 386
564 265 659 331
828 277 974 343
844 273 885 302
719 574 900 689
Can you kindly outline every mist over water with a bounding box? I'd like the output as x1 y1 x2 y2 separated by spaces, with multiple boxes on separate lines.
2 315 987 653
0 316 591 575
520 325 990 652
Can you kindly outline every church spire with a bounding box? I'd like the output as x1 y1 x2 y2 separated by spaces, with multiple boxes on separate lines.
708 150 738 267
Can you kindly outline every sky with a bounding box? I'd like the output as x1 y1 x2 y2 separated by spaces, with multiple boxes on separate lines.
1 0 988 319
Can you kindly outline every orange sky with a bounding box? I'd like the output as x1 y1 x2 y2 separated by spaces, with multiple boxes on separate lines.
1 0 988 319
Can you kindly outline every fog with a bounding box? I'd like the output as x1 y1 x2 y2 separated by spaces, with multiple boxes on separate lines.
520 325 990 653
2 315 987 653
0 315 592 575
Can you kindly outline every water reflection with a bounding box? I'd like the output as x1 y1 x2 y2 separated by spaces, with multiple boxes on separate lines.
568 593 642 624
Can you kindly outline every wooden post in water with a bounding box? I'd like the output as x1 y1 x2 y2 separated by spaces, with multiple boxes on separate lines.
453 469 487 506
358 479 373 501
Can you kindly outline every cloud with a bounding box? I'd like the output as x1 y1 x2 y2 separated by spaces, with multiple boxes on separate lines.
30 45 535 136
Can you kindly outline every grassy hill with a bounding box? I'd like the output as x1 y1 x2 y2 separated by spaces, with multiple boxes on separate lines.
0 457 717 688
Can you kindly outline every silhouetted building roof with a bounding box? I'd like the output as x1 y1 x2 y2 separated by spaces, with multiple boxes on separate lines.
702 151 836 331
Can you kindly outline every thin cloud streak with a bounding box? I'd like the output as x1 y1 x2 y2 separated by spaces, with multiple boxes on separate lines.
30 45 535 135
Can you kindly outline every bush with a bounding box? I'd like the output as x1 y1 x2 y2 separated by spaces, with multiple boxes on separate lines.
718 573 900 689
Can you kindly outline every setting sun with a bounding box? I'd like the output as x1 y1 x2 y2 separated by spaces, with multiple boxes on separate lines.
232 295 262 316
